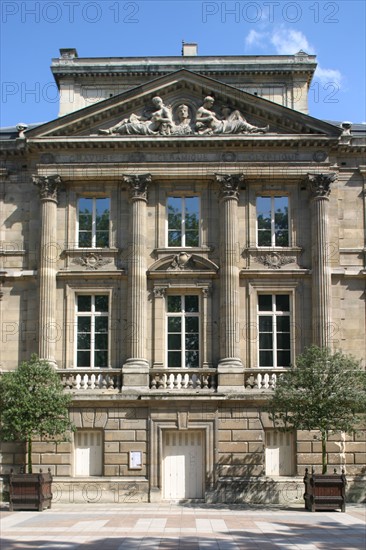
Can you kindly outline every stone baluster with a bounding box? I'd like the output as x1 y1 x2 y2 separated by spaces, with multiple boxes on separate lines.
122 174 151 389
33 175 61 368
216 174 244 390
307 173 336 349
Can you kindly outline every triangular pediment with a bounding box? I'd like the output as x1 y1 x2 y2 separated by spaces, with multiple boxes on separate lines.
26 69 342 139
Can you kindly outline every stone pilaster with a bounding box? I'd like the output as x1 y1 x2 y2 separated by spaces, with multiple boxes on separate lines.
122 174 151 389
33 174 62 367
307 173 336 349
216 174 244 390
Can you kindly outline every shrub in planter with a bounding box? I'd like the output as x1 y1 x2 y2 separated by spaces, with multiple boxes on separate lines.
266 346 366 511
0 355 75 510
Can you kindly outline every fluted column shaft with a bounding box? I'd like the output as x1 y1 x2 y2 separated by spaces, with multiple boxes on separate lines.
216 174 243 368
33 175 61 367
308 173 336 349
122 174 150 376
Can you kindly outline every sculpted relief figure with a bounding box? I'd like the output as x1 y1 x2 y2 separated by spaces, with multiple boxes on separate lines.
99 96 173 136
98 95 269 137
196 96 269 135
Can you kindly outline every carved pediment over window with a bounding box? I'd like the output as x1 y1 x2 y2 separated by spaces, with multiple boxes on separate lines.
149 253 219 274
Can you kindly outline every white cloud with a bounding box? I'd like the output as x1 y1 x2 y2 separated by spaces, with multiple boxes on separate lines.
270 29 314 55
314 66 342 87
245 29 267 48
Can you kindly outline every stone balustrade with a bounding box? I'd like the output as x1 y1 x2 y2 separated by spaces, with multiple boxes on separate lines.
150 368 217 391
243 368 288 390
56 367 286 392
59 369 121 391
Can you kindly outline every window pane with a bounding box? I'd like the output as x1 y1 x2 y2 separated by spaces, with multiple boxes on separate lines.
78 232 92 248
259 333 273 350
78 296 92 312
168 317 181 332
277 316 290 332
260 350 273 367
277 350 291 367
258 230 271 246
79 198 92 216
95 317 108 332
167 197 182 230
259 316 272 332
258 295 272 311
185 197 199 227
185 231 199 247
77 333 90 349
185 351 199 368
77 351 90 367
257 197 271 229
275 231 289 247
96 198 110 230
274 197 288 227
95 333 108 350
168 351 181 368
276 295 290 312
277 333 290 349
96 232 109 248
186 317 199 333
185 334 199 350
78 317 91 333
95 295 109 312
167 296 181 312
79 213 92 231
185 295 199 312
168 231 182 247
95 350 108 367
168 334 181 350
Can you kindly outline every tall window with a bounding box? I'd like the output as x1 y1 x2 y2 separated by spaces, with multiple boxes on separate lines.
78 197 110 248
258 294 291 367
257 196 289 246
76 295 109 368
167 196 199 247
167 295 199 368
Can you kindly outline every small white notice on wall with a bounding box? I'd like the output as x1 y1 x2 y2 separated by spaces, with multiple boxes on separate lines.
129 451 142 469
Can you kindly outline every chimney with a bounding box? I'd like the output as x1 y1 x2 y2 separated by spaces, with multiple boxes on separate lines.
59 48 78 59
182 42 198 56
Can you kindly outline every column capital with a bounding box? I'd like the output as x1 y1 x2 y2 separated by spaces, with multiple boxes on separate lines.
33 174 62 202
215 173 244 201
123 173 151 202
306 172 336 199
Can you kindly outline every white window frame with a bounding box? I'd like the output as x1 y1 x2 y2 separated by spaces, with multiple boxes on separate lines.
75 294 109 369
257 294 291 368
166 294 200 369
166 195 201 247
256 195 290 247
77 196 110 248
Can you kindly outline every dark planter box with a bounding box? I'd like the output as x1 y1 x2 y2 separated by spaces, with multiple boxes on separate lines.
304 468 346 512
9 469 53 511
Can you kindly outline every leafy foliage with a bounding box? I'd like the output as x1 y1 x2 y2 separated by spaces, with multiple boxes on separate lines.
0 355 75 472
267 346 366 472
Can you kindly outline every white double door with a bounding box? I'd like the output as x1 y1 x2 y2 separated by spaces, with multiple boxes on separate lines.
163 430 204 500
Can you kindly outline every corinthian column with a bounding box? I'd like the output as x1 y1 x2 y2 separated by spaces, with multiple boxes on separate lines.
216 174 244 390
307 173 336 349
33 175 61 368
122 174 151 389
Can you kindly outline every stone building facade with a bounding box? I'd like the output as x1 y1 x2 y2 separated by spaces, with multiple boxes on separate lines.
0 47 365 504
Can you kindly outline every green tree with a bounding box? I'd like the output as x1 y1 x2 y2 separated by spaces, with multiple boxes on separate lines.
266 346 366 473
0 355 75 473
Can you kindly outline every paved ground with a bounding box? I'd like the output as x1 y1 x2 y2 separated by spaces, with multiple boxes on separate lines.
1 502 365 549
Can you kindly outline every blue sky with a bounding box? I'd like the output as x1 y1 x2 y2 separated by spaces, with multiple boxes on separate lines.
1 0 365 127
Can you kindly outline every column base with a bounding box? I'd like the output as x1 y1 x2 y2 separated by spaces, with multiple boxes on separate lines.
217 357 244 391
122 358 149 389
39 357 57 370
